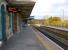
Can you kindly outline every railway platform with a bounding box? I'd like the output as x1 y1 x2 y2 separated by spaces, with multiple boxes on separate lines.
1 26 45 50
47 26 68 31
0 25 64 50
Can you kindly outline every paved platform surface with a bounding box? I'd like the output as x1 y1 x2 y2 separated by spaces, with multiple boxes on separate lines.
1 26 45 50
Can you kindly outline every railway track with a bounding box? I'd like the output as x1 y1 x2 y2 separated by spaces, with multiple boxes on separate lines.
34 26 68 50
41 26 68 40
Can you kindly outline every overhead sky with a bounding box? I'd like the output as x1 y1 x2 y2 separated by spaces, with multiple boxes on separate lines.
31 0 68 19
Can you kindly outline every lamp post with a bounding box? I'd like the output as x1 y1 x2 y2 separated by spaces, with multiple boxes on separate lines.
62 9 64 27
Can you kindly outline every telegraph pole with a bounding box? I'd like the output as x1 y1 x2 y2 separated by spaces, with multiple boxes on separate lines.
62 9 64 27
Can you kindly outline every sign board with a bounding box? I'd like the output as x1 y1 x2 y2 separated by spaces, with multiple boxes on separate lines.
8 7 17 13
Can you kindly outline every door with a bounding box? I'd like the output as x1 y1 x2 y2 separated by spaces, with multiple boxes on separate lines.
1 4 7 41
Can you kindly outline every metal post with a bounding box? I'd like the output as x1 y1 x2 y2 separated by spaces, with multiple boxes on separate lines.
62 9 64 28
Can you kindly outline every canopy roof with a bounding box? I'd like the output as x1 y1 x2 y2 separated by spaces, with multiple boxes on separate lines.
7 0 36 19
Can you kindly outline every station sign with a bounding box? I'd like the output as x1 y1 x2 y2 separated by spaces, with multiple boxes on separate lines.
8 7 17 13
7 5 21 13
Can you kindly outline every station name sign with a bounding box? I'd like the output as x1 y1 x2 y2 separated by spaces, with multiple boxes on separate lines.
8 7 17 13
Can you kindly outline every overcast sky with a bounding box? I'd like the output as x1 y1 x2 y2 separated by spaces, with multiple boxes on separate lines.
31 0 68 19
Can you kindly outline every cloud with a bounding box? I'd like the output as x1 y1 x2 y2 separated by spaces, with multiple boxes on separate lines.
31 0 68 19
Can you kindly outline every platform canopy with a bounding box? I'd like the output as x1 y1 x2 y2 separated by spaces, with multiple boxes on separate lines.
6 0 36 20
